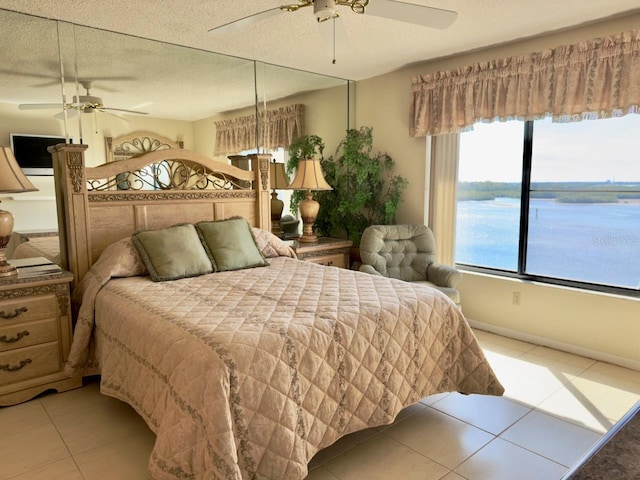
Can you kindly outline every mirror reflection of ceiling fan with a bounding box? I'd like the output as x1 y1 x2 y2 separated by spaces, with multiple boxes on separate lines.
209 0 458 33
18 80 149 119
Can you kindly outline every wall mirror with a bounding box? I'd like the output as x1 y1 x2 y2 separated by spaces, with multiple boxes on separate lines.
0 8 350 232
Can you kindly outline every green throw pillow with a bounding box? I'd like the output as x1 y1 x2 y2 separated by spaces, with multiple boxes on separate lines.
196 218 268 272
132 224 214 282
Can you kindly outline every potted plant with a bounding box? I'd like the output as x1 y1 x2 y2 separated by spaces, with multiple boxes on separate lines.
288 128 408 264
286 133 326 216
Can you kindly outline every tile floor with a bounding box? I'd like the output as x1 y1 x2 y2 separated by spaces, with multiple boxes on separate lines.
2 329 640 480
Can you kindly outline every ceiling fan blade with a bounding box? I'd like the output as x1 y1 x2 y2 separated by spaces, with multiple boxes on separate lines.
208 7 286 33
18 103 62 110
54 109 79 120
364 0 457 29
100 107 149 115
99 110 131 124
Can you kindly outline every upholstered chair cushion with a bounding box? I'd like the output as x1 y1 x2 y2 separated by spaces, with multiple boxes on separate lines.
360 225 436 281
359 224 462 304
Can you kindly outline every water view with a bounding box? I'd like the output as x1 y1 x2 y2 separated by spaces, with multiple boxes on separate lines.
455 197 640 289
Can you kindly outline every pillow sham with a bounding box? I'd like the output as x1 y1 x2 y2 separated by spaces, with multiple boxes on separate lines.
132 224 213 282
72 236 150 302
196 218 268 272
251 227 296 259
104 237 149 278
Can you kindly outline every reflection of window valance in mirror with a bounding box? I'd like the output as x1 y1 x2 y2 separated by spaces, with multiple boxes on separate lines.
214 104 305 155
105 131 184 163
410 30 640 136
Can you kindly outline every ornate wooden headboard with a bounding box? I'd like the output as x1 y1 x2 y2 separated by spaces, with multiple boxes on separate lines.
50 144 271 287
104 131 183 164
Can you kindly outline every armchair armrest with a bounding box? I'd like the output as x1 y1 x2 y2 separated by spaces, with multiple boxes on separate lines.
427 263 462 288
359 265 384 276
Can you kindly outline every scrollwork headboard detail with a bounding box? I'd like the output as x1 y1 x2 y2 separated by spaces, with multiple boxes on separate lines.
105 131 183 164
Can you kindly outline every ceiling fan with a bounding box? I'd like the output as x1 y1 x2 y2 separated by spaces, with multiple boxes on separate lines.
208 0 458 33
18 80 149 118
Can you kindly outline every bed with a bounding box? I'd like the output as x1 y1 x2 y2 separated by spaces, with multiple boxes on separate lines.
52 143 504 480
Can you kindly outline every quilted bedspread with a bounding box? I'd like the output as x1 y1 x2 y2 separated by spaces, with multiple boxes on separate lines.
66 236 503 480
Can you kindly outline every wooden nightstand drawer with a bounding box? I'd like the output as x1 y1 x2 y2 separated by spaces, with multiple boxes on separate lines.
292 237 353 269
0 318 58 352
0 342 61 387
0 269 82 405
0 295 57 325
306 253 347 268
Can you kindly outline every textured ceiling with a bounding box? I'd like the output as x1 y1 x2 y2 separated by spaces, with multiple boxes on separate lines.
1 1 639 120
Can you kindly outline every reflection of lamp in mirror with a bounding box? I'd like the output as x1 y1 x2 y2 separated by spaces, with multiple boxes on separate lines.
289 158 332 243
0 147 38 277
270 160 290 236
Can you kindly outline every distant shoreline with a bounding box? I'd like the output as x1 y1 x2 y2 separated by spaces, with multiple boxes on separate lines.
457 181 640 204
458 197 640 205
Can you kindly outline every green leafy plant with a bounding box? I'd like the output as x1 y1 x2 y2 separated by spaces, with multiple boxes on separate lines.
286 134 325 214
288 127 408 245
287 134 325 170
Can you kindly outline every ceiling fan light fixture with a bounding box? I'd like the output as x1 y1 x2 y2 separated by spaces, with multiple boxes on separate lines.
314 0 339 22
71 95 103 106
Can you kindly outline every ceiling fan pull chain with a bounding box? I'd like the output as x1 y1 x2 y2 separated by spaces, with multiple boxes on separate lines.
332 17 337 64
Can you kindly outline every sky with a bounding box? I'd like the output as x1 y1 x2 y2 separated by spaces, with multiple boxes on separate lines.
458 114 640 183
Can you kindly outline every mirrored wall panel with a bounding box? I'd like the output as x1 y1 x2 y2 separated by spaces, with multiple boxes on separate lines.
0 8 350 232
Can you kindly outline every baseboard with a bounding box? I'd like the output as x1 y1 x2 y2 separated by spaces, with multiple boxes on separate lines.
467 318 640 372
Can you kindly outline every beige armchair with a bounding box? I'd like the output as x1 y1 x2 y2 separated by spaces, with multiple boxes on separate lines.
359 224 462 305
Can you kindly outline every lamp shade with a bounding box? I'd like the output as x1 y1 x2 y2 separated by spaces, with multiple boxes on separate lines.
0 146 38 277
270 161 290 190
289 159 332 191
0 147 38 193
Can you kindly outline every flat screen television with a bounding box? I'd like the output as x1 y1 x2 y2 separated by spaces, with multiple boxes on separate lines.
10 133 68 176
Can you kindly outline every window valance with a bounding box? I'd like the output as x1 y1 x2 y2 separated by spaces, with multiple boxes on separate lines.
410 30 640 137
214 104 305 154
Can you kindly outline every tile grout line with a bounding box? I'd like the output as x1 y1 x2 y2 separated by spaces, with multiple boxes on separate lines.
40 397 90 480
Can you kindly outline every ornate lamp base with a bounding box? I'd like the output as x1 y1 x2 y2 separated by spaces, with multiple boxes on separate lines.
271 192 284 236
0 208 16 277
298 190 319 243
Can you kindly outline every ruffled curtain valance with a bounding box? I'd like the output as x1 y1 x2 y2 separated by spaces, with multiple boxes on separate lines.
214 104 305 154
410 30 640 137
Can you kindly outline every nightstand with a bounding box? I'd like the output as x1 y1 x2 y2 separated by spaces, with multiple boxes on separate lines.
0 269 82 406
292 237 353 269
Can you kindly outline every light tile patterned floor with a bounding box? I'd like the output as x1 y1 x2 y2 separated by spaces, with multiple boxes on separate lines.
1 329 639 480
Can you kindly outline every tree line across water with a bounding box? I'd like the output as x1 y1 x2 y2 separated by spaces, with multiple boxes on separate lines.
457 181 640 203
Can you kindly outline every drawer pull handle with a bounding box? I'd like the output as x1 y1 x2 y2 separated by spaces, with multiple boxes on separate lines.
0 331 30 344
0 307 28 320
0 358 32 372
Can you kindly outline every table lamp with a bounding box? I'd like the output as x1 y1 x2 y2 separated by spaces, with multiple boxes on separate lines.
270 160 290 236
288 158 332 243
0 147 38 277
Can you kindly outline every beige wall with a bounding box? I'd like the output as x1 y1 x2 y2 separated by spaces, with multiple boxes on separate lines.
355 13 640 368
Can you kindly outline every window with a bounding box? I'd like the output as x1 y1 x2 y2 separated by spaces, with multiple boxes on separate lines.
456 116 640 294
